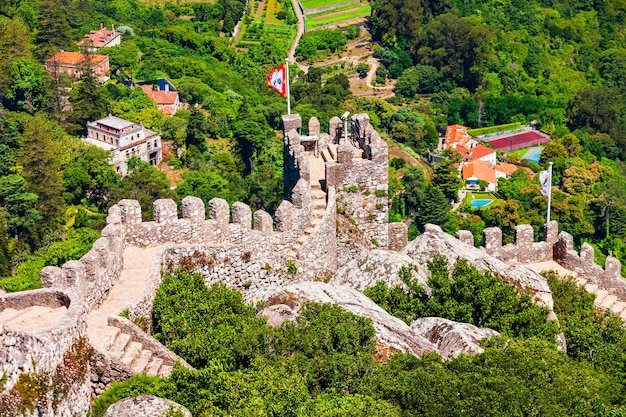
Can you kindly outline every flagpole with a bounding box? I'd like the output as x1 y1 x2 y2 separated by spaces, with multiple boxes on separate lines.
547 161 553 223
285 58 291 115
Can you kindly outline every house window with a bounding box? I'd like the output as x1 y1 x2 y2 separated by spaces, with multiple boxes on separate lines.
116 139 119 146
147 142 151 150
96 133 99 140
154 140 158 148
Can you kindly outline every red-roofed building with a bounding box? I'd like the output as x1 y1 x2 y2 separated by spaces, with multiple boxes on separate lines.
462 160 497 191
78 24 122 52
46 51 109 81
140 79 180 116
441 124 477 150
456 144 496 165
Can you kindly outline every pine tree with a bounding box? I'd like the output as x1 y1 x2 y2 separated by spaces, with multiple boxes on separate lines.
18 113 66 232
34 0 74 60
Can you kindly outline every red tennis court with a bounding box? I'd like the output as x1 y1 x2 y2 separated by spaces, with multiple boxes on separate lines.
486 131 550 151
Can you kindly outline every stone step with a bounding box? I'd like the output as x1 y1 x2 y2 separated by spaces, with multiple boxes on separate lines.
328 145 337 160
354 149 363 159
145 357 164 377
311 182 322 191
102 326 121 351
594 289 609 306
296 235 308 244
108 333 131 360
311 190 326 200
575 276 587 287
311 218 323 226
131 350 153 374
601 294 618 310
584 283 598 294
610 301 626 315
119 341 143 367
286 250 298 259
158 364 173 378
303 226 314 235
311 208 325 217
320 149 332 163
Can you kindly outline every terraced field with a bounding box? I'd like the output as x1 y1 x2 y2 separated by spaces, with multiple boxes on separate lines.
305 3 370 29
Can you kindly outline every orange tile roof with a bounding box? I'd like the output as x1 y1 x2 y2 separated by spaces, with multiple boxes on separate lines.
78 27 120 48
140 85 178 105
444 124 472 149
47 51 108 66
462 160 497 184
495 162 519 176
466 144 495 160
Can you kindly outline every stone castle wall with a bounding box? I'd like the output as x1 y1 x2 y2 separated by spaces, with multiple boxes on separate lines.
0 289 91 416
39 222 126 313
456 221 623 292
326 114 390 248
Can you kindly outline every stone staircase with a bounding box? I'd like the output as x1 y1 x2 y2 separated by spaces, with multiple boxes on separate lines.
577 276 626 321
286 183 327 259
98 322 174 378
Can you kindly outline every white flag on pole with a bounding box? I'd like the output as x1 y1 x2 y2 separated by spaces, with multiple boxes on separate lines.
540 169 550 197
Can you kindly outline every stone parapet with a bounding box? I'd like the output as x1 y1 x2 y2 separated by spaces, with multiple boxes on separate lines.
554 231 626 296
0 288 89 416
40 223 125 313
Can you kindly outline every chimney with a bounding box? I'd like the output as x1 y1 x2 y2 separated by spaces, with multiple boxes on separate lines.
100 22 104 30
165 83 169 92
112 24 115 34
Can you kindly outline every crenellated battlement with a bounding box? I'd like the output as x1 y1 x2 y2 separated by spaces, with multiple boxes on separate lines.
456 221 624 297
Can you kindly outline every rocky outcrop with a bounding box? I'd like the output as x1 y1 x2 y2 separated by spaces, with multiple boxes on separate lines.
405 225 556 316
331 249 429 292
261 282 438 357
410 317 499 358
104 395 192 417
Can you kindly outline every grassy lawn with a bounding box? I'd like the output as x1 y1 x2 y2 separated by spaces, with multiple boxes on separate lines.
306 4 370 27
301 0 353 10
502 146 544 160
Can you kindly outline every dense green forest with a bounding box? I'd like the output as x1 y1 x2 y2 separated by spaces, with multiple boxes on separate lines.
93 264 626 416
363 0 626 267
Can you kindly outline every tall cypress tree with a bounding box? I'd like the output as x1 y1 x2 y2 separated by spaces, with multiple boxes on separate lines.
18 113 66 233
34 0 74 60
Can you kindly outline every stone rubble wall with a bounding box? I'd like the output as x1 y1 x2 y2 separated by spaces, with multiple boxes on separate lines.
1 290 85 392
39 223 126 314
0 289 91 417
161 243 290 304
457 221 623 295
294 187 338 280
480 222 557 264
554 231 626 296
326 114 389 248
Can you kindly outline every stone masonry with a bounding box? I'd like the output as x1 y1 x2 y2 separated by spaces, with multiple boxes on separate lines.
2 113 625 416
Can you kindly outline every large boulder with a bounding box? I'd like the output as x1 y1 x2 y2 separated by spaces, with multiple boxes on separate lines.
104 395 192 417
410 317 499 358
261 281 438 358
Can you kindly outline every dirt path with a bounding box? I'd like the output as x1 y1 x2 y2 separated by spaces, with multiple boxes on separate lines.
255 0 265 19
288 0 306 69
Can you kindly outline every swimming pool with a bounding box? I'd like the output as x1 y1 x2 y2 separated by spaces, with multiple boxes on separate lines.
471 199 493 208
